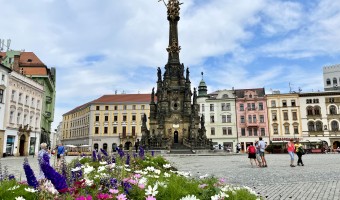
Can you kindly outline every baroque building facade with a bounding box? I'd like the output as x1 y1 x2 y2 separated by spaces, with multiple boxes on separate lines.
235 88 269 152
323 64 340 91
0 51 56 146
144 0 211 150
0 63 11 157
62 94 150 152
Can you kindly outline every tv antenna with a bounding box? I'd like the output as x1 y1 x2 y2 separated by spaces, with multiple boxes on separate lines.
0 39 11 52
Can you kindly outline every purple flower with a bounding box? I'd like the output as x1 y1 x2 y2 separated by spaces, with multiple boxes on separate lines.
100 148 108 156
23 158 39 189
151 151 154 157
40 158 68 192
42 153 50 165
122 181 132 194
92 150 97 162
111 156 116 163
125 154 130 165
97 152 102 161
110 178 118 187
8 174 15 180
139 146 145 159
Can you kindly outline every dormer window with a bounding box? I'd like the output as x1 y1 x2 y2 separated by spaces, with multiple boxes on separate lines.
27 59 32 62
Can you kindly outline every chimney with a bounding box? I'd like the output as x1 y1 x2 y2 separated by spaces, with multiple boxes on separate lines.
13 55 20 72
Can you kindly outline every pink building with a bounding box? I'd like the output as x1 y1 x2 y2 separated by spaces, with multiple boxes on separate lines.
235 88 269 152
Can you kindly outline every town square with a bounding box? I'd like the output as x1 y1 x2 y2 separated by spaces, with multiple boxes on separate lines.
1 0 340 199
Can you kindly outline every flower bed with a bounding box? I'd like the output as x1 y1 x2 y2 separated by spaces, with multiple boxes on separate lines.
0 148 262 200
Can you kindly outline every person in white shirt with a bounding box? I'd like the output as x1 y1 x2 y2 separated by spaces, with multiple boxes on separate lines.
257 137 268 167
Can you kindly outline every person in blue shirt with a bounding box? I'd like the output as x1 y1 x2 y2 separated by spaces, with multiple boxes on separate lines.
57 143 65 167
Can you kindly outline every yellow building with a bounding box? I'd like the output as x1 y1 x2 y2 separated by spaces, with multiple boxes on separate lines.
62 94 150 152
266 93 302 152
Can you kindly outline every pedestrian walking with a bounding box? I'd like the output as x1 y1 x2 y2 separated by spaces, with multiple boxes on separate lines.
236 143 241 153
247 143 257 167
57 143 65 167
257 137 267 167
295 140 304 166
255 141 262 167
38 143 51 180
286 139 296 167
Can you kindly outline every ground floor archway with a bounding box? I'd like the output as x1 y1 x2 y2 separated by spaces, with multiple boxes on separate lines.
19 134 26 156
174 131 179 143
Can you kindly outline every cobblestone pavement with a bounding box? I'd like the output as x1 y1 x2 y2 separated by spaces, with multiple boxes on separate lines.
1 154 339 200
164 154 340 200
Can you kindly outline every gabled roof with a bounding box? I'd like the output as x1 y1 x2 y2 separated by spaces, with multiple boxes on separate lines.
19 52 45 66
234 88 266 98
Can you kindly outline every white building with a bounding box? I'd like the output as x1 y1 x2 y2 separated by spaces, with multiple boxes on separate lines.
323 64 340 91
3 70 44 156
197 78 237 152
0 64 11 157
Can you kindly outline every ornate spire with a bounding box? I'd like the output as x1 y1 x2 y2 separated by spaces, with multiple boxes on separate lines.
159 0 183 64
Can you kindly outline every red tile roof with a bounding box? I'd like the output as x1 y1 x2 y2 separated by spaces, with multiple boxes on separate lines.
19 52 45 66
22 67 47 75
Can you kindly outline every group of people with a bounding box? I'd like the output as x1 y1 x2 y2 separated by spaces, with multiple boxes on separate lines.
246 137 268 168
246 137 305 168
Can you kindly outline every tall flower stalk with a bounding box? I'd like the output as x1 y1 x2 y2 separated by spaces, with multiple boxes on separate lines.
23 158 39 189
40 157 68 192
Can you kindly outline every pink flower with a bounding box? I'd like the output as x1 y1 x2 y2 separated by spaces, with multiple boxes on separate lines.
146 196 157 200
138 184 145 189
96 193 112 200
117 194 127 200
128 179 138 185
134 174 141 178
199 184 207 188
123 178 129 182
109 188 119 194
219 178 226 183
76 195 92 200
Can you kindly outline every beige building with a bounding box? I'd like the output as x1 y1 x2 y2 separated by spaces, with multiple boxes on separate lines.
62 94 151 152
266 93 302 152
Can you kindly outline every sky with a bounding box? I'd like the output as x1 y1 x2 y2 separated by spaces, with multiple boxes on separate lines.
2 0 340 130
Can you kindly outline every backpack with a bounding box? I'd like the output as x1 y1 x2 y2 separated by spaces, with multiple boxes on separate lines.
249 146 256 154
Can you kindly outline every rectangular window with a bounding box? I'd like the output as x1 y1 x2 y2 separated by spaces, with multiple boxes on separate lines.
228 127 232 135
123 115 127 121
241 128 245 136
114 106 118 110
247 103 251 110
104 127 108 134
210 104 214 111
285 126 289 134
96 106 100 110
271 100 276 107
1 74 4 81
95 116 99 121
17 113 21 123
18 93 22 103
240 104 244 111
282 100 287 107
261 128 265 136
258 102 263 110
253 115 256 123
291 100 296 107
272 112 277 121
201 104 205 112
254 128 258 136
252 103 255 110
210 115 215 123
313 99 319 103
141 105 145 110
294 126 299 134
248 129 252 136
11 90 15 101
9 111 14 123
222 115 226 123
104 116 109 121
25 95 29 105
248 115 252 123
105 106 109 110
273 126 278 134
211 127 215 135
260 115 264 123
223 127 227 135
132 105 136 110
113 127 117 134
114 115 118 122
95 127 99 134
292 112 297 120
227 115 231 123
37 100 40 108
283 112 288 120
123 105 127 110
132 126 136 136
221 103 226 111
240 116 245 123
123 126 126 134
0 89 3 103
132 115 136 121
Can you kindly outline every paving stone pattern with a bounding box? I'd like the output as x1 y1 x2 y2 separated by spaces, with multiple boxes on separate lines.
1 154 340 199
164 154 340 200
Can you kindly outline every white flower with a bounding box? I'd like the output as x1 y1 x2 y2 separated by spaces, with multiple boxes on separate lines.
164 172 170 177
15 197 25 200
163 164 171 169
84 166 94 174
145 184 158 197
139 177 148 185
106 163 116 169
99 161 107 165
8 185 20 191
199 174 209 179
125 168 131 172
156 181 167 188
135 170 143 174
180 194 200 200
145 166 156 172
210 194 220 200
85 178 93 186
98 166 106 172
71 167 82 172
154 169 161 174
24 188 38 193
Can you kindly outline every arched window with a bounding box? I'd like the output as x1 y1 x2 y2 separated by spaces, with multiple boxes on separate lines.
330 105 337 115
103 143 108 151
315 121 323 131
306 106 313 116
308 121 315 132
333 77 338 85
112 143 117 152
331 121 339 131
326 78 331 85
314 106 321 115
94 143 98 151
222 94 228 98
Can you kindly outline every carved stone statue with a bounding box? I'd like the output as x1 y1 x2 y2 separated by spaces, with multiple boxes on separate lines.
151 87 155 102
142 113 147 128
193 87 197 104
200 114 205 129
186 67 189 82
157 67 161 81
